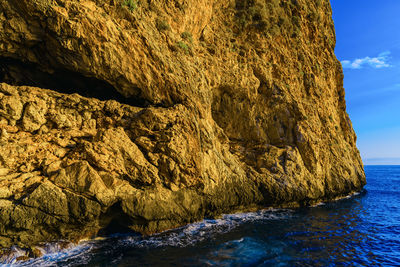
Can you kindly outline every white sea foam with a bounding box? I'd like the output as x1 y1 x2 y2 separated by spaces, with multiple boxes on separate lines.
336 191 362 201
311 191 362 207
1 242 95 267
2 208 290 266
0 246 27 266
121 208 292 248
311 202 326 207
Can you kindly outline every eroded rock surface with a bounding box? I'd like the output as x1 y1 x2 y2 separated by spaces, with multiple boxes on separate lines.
0 0 365 253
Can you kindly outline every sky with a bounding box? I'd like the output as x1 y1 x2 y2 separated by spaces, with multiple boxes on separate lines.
331 0 400 165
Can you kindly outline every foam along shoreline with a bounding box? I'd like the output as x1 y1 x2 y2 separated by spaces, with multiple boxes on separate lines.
311 190 364 207
2 189 366 265
1 208 292 266
0 189 366 266
2 188 367 267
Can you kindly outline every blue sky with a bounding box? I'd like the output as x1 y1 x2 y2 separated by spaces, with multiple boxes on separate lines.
331 0 400 165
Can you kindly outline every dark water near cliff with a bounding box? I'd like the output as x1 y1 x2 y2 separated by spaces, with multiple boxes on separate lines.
7 165 400 266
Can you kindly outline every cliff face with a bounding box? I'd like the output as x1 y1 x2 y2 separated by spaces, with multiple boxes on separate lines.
0 0 365 253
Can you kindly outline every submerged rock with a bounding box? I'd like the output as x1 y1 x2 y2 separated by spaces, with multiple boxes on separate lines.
0 0 365 253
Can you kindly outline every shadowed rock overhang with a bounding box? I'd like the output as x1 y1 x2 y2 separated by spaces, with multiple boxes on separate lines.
0 56 151 107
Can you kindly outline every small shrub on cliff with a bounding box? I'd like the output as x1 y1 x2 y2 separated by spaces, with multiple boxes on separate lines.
291 0 300 7
181 31 193 43
268 24 281 36
122 0 137 12
177 41 190 54
292 16 300 28
277 16 289 27
156 19 170 31
308 11 321 23
235 0 270 31
291 26 301 38
234 0 291 36
315 0 323 8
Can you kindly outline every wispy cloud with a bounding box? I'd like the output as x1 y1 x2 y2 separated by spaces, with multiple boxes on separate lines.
341 51 392 69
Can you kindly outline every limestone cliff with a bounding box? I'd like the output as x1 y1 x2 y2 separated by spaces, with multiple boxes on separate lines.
0 0 365 255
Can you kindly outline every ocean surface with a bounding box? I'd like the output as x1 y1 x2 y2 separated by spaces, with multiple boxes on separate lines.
3 165 400 266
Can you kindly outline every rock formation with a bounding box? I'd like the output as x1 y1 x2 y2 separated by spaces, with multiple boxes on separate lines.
0 0 365 255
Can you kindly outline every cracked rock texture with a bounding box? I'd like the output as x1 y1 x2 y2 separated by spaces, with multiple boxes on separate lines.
0 0 365 253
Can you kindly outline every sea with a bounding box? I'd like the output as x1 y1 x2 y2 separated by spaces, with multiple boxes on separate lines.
2 165 400 266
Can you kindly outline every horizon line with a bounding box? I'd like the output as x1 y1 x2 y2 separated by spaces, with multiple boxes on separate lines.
363 157 400 165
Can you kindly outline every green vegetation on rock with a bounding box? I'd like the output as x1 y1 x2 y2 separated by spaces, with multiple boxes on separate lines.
122 0 137 12
156 19 170 31
181 31 193 43
177 41 190 54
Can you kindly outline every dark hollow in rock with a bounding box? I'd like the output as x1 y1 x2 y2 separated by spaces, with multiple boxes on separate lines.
0 57 150 107
97 202 138 237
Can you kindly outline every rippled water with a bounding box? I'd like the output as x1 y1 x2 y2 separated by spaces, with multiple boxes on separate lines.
4 165 400 266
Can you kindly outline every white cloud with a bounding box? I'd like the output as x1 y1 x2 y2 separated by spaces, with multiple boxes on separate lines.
341 51 392 69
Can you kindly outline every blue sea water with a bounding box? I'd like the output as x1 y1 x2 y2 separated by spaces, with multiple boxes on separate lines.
5 165 400 266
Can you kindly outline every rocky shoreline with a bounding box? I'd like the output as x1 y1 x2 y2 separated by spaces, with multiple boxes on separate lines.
1 190 365 263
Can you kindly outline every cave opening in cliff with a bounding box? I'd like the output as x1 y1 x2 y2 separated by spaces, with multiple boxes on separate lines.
0 57 150 107
98 202 138 237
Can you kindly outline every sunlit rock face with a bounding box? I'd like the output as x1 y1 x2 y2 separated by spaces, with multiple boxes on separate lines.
0 0 365 253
